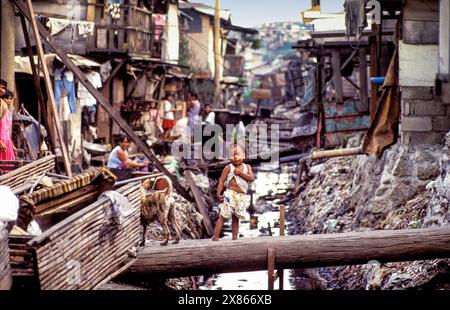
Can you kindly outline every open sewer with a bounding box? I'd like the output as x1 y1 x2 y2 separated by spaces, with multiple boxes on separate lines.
200 162 297 290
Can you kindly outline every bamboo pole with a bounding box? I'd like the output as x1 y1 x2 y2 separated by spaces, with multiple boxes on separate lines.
24 0 72 177
214 0 222 108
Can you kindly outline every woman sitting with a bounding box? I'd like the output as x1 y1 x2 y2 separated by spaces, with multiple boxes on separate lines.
107 134 151 181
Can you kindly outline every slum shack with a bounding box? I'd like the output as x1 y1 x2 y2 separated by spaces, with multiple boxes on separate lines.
0 224 12 290
8 168 141 290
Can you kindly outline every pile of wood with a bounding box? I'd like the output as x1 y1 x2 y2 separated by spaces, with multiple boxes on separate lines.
8 170 142 290
0 155 55 194
0 226 12 290
16 168 115 232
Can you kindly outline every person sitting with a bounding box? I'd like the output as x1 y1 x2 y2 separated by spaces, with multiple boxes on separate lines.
203 103 215 125
107 134 151 181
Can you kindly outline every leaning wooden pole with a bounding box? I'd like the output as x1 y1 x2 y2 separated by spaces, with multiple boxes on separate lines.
129 226 450 277
213 0 222 108
12 0 192 202
24 0 72 177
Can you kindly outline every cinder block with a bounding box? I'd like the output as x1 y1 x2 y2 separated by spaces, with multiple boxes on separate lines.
401 116 432 132
401 86 434 100
412 100 446 116
401 100 412 116
432 116 450 131
401 131 444 145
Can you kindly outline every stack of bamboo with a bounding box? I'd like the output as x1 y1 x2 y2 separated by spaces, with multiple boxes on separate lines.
9 181 141 290
0 227 12 290
0 155 55 193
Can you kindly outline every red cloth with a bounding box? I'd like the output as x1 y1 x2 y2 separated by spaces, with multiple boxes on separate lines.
162 119 175 129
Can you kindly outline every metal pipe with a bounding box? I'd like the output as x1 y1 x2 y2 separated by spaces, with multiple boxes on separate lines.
114 173 164 187
279 153 309 163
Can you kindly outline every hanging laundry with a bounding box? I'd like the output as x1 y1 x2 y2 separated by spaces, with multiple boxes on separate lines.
344 0 368 39
54 68 77 114
47 17 95 38
77 71 102 111
106 0 124 20
153 14 166 41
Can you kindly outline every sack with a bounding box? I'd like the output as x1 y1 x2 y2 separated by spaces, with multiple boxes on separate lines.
0 185 19 223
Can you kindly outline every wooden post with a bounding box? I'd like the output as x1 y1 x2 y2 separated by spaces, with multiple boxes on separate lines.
267 247 275 290
19 14 48 158
279 205 285 236
24 0 72 177
278 205 285 290
12 0 192 201
359 48 369 112
370 23 379 121
0 0 15 92
184 170 214 236
214 0 222 108
331 50 344 103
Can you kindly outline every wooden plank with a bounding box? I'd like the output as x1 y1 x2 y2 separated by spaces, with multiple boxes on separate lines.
130 226 450 277
331 50 343 103
34 184 98 214
184 170 214 236
359 48 369 112
12 0 193 203
24 0 72 177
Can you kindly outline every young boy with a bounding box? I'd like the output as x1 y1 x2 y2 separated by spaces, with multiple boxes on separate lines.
211 144 255 241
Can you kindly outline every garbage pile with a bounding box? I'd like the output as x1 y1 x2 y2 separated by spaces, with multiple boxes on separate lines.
288 133 450 289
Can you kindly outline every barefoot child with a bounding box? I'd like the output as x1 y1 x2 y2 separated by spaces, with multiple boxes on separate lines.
211 144 255 241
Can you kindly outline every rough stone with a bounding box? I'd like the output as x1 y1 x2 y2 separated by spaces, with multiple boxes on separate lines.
401 86 434 101
411 100 446 116
432 116 450 131
401 116 432 132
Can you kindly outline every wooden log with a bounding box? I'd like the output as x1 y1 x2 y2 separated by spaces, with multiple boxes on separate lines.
129 226 450 277
332 50 344 103
311 147 363 160
184 171 214 236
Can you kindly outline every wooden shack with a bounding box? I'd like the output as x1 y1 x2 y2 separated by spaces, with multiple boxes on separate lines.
87 0 165 59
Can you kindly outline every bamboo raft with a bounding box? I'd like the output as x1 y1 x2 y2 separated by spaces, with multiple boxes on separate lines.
0 226 12 290
0 155 56 193
8 169 142 290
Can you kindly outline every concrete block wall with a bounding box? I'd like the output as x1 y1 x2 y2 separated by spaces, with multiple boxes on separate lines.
401 86 450 145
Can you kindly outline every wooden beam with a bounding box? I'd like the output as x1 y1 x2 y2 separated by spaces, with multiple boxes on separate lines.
24 0 72 177
331 50 344 103
100 58 127 91
267 247 275 290
359 48 369 112
129 226 450 277
370 24 379 121
12 0 192 202
184 170 214 236
19 14 47 158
